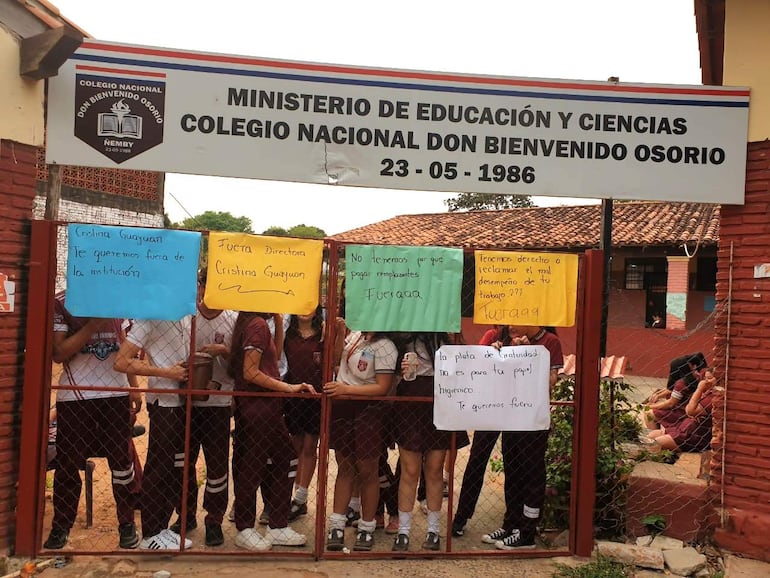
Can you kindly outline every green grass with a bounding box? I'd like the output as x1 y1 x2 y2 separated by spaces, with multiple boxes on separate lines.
553 555 633 578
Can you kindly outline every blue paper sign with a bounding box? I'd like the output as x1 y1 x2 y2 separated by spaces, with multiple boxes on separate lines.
65 224 201 320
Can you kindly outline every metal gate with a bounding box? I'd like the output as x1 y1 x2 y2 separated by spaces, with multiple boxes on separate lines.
16 220 603 559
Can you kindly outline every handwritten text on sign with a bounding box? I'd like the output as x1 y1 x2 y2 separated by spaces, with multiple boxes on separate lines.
434 345 551 431
65 224 200 320
205 232 323 314
474 251 578 327
345 244 463 332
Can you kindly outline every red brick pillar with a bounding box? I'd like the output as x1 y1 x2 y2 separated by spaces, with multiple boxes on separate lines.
665 256 690 330
712 140 770 561
0 140 38 551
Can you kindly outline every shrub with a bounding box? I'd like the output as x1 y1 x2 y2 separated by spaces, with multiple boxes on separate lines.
543 376 641 537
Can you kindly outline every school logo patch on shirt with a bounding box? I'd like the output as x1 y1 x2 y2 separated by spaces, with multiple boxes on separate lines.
358 350 373 372
83 340 119 361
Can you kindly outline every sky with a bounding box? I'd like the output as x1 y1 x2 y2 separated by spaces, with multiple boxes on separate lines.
51 0 703 235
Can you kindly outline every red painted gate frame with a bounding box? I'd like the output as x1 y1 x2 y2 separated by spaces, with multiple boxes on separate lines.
15 224 602 559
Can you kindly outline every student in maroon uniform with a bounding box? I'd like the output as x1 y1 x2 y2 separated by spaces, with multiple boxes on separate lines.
324 326 398 552
645 368 716 452
484 325 563 551
229 312 316 551
392 332 464 552
45 293 138 550
284 306 325 522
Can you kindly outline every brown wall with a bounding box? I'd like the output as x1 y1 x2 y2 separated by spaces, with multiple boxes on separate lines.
712 140 770 560
0 139 36 550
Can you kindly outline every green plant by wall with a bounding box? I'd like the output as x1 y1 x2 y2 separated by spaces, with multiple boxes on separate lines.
543 376 641 537
553 554 633 577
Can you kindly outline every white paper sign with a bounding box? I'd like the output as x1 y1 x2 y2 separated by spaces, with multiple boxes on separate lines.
45 40 750 204
434 345 551 431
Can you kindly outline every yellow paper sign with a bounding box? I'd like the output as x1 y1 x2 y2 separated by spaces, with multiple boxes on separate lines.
473 251 578 327
205 232 323 314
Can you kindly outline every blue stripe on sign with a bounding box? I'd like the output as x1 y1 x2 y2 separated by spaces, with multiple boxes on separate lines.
71 54 750 108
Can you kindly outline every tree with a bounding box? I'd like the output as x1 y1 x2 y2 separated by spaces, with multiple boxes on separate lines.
444 192 534 212
287 224 326 238
262 226 289 237
262 224 327 239
175 211 253 233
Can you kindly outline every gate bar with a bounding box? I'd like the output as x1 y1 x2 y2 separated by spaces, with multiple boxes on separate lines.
569 249 603 557
16 220 58 556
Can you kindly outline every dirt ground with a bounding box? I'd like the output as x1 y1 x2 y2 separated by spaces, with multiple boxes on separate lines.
16 555 586 578
42 374 568 557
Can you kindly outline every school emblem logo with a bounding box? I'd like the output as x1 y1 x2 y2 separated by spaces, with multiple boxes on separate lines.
74 71 166 164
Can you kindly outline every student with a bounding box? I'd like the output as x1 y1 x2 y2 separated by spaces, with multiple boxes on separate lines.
283 306 325 522
113 317 191 550
645 368 716 452
452 326 513 538
324 324 398 552
229 311 315 551
393 332 458 552
644 353 708 431
45 293 139 550
484 325 563 550
170 271 235 547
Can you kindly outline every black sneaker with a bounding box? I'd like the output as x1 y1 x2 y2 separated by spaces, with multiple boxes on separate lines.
169 516 197 534
43 527 69 549
442 480 449 497
392 533 409 552
353 529 374 551
494 529 536 550
118 522 139 549
451 517 467 537
422 531 440 551
481 527 510 544
288 499 308 522
345 506 360 527
205 523 224 547
326 528 345 551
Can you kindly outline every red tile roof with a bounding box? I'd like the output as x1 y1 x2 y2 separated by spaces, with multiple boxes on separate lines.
17 0 89 35
331 201 720 250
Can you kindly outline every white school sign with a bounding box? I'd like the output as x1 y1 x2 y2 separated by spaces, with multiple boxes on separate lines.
46 40 750 203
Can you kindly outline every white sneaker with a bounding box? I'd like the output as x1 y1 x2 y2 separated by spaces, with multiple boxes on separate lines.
266 526 307 546
234 528 271 551
139 528 192 550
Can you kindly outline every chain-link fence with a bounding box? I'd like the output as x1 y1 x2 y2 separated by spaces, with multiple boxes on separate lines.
22 221 722 559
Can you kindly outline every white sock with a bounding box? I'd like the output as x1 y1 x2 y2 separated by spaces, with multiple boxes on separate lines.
398 510 413 535
427 510 441 534
358 518 376 533
348 496 361 512
294 486 308 504
329 512 347 531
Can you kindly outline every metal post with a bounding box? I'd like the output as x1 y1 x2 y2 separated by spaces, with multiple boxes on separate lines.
569 249 604 557
16 220 57 556
599 199 612 358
